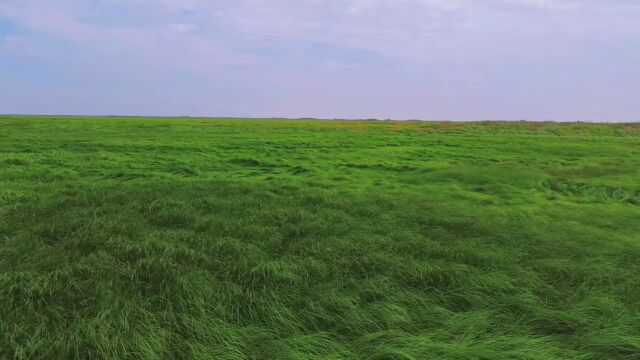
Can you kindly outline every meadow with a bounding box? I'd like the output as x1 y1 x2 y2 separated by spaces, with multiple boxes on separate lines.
1 116 639 359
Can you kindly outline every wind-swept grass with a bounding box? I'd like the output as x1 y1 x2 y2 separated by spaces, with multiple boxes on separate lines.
1 116 639 359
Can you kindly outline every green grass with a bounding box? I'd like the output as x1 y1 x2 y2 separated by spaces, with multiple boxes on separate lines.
1 116 639 359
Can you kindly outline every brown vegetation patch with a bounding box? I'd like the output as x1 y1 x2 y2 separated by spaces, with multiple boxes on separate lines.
622 123 640 131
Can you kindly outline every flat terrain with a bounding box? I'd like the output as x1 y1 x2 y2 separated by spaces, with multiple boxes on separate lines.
1 116 639 359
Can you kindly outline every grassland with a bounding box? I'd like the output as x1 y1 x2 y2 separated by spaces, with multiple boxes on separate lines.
1 116 639 359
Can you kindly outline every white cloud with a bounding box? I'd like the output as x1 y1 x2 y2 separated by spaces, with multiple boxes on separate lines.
168 22 197 33
503 0 583 10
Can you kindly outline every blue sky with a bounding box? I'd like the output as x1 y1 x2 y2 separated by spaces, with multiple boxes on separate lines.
0 0 638 121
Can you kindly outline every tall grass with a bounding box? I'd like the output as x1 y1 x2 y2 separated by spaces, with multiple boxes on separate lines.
1 116 639 359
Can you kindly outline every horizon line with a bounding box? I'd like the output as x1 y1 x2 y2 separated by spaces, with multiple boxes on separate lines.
1 114 638 124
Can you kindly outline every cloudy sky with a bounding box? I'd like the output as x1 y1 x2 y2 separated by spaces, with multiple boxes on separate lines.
1 0 638 121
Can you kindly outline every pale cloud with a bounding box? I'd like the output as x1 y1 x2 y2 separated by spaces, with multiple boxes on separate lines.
168 22 198 33
510 0 582 10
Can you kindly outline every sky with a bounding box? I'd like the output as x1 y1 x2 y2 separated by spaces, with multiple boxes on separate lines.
0 0 639 121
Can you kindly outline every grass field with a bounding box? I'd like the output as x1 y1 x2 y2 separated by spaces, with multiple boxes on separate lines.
1 116 639 359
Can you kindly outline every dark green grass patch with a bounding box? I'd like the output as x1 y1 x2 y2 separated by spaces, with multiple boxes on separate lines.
1 116 639 359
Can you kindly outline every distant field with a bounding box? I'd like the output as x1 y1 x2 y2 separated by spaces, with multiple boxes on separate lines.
1 116 639 359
